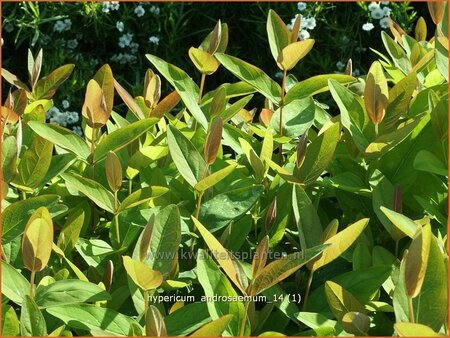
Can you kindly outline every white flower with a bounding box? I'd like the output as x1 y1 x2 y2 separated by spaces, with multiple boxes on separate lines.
111 53 137 64
116 21 124 32
362 22 375 31
382 6 391 16
5 23 14 33
371 8 384 19
102 1 120 13
368 2 380 11
352 69 361 76
118 33 133 48
48 108 67 127
149 5 160 15
62 100 70 109
274 71 283 79
299 29 310 40
72 126 83 136
381 1 390 5
66 111 79 124
379 17 389 29
53 19 71 33
134 5 145 17
303 17 317 30
46 107 59 120
287 15 302 30
130 42 139 54
336 61 346 71
297 2 307 11
67 39 78 49
148 36 160 45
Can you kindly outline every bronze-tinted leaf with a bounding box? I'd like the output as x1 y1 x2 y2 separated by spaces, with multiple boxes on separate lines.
364 61 388 125
341 311 370 335
208 20 222 54
93 64 114 116
388 17 407 44
122 256 163 291
405 223 432 298
33 64 75 100
208 87 227 117
415 17 427 41
296 132 308 168
189 47 220 75
204 117 223 165
324 281 366 321
82 79 109 128
144 70 161 109
22 207 54 272
145 305 167 337
344 59 353 76
290 15 301 43
103 260 114 291
150 91 181 119
428 2 444 25
265 198 277 232
252 236 269 278
113 79 146 120
105 151 122 192
259 108 273 127
139 214 155 262
277 39 315 71
30 49 43 90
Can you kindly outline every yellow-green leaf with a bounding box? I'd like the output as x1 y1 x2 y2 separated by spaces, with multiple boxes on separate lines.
145 305 167 337
415 17 427 41
82 79 110 128
341 312 370 335
93 64 114 116
192 216 247 294
252 236 269 278
380 207 418 239
405 223 432 298
324 281 366 321
260 127 274 166
194 163 237 192
189 47 220 75
122 256 163 291
22 207 53 272
364 61 389 125
395 323 439 337
277 39 315 71
309 218 369 272
267 9 291 62
105 151 122 192
191 314 233 337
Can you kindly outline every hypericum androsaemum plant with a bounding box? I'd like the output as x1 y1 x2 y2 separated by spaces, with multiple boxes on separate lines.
1 5 448 337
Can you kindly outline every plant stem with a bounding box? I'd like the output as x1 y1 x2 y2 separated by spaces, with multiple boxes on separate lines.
278 70 287 165
193 73 207 131
408 296 415 323
128 178 133 195
29 270 36 298
395 240 399 258
188 191 204 268
302 270 314 311
374 123 379 138
21 191 27 200
114 190 120 245
144 290 149 314
240 300 251 336
90 127 97 229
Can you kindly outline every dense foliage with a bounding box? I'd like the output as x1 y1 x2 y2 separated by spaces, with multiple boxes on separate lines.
1 3 448 337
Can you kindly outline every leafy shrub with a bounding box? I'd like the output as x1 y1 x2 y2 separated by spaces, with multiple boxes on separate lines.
1 4 448 337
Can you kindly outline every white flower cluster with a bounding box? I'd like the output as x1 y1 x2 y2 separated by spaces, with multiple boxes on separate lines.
102 1 120 13
116 21 124 32
149 5 160 16
111 53 137 64
363 2 391 31
46 106 80 128
134 5 145 17
287 3 317 40
53 19 72 33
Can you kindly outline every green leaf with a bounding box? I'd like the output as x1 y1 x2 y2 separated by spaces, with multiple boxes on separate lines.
2 195 60 244
352 242 372 270
1 304 20 336
191 315 233 337
215 53 282 104
270 98 315 138
284 74 355 105
15 136 53 189
310 218 369 272
341 311 370 335
414 149 448 176
122 256 163 291
1 261 30 305
266 9 290 62
61 173 115 213
146 54 208 129
20 295 47 336
380 207 418 239
188 47 220 75
194 163 237 192
395 323 439 337
221 94 253 122
298 121 341 185
381 31 411 75
35 280 110 308
165 302 211 336
167 125 207 188
33 64 74 100
329 79 369 151
250 244 328 296
58 202 89 255
193 217 247 294
118 186 169 212
364 61 389 124
277 40 315 71
28 121 90 160
94 118 158 162
132 205 181 278
413 236 448 330
145 305 167 337
46 304 136 336
324 281 366 321
197 249 246 336
199 185 264 232
2 136 17 183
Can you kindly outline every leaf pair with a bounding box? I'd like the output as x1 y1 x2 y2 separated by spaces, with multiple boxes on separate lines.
267 10 315 71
